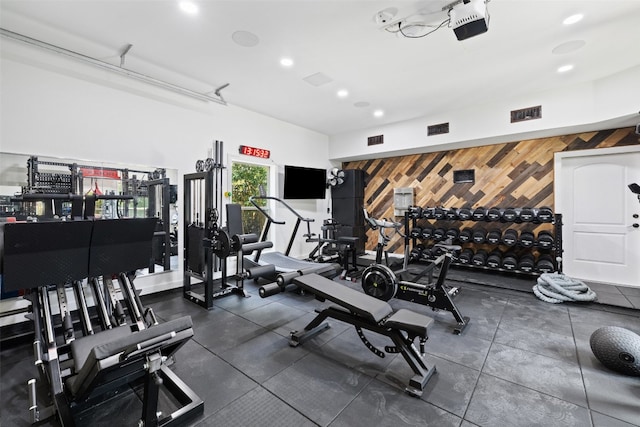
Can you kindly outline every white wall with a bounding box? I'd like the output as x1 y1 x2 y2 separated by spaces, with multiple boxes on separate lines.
328 65 640 162
1 37 331 292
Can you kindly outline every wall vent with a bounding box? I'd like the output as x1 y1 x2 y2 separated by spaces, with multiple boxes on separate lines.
428 122 450 136
368 134 384 146
510 105 542 123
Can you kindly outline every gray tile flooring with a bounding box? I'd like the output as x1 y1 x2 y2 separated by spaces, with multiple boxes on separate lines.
1 274 639 426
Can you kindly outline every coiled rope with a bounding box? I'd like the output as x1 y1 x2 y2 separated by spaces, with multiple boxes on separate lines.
533 272 597 303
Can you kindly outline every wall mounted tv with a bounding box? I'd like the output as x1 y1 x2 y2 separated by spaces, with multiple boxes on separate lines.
283 165 326 199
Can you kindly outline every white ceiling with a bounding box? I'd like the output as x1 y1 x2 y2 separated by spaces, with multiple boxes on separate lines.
1 0 640 137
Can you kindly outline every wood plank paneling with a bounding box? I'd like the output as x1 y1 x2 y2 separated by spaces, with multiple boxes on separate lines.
344 127 640 251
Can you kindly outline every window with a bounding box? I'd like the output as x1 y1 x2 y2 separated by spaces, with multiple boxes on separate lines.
231 161 270 237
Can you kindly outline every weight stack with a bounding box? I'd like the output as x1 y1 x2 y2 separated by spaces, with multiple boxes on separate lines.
332 169 366 254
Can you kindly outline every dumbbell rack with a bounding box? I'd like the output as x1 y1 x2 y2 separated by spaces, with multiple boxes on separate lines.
405 207 563 276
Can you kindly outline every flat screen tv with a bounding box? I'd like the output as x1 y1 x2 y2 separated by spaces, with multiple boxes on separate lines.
283 165 326 199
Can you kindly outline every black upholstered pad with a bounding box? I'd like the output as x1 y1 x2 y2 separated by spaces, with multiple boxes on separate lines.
385 309 433 338
68 316 193 396
293 274 393 323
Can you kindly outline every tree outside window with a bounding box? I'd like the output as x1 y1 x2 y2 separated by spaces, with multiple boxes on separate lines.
231 162 269 236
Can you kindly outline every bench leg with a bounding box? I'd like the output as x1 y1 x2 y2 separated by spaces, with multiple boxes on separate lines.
289 310 332 347
390 333 437 397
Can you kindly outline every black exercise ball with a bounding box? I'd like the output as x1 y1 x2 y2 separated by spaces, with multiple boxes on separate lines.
590 326 640 376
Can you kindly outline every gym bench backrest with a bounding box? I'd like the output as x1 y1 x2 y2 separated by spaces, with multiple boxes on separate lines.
67 316 194 401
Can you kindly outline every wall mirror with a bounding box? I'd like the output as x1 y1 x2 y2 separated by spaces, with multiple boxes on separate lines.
0 152 179 287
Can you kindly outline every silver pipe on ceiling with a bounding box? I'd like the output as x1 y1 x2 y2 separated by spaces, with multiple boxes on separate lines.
0 28 227 106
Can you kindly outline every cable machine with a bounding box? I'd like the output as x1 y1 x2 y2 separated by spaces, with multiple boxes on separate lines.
183 141 265 309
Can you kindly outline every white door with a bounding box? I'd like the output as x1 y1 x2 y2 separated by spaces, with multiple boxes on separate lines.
555 146 640 287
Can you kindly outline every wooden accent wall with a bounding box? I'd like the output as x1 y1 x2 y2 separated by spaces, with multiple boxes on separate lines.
344 127 640 252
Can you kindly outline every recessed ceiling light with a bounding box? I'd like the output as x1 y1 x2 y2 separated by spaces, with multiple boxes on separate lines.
337 89 349 98
179 1 199 15
373 110 384 118
280 57 294 67
563 14 583 25
557 64 574 73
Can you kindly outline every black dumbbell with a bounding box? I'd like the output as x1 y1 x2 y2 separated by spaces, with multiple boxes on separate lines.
433 227 447 241
486 228 502 244
519 207 535 222
486 249 503 268
446 227 460 241
459 227 473 242
502 251 519 270
536 206 554 223
502 207 518 222
410 227 423 238
536 254 556 273
472 207 487 221
445 208 459 220
421 225 434 239
537 230 555 249
458 248 474 264
458 206 473 220
519 231 535 247
502 228 518 246
410 244 424 262
408 206 423 219
472 249 488 266
433 207 446 220
518 253 535 272
487 207 502 221
472 227 487 243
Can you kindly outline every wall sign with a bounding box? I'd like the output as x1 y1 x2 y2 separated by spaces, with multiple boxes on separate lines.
239 145 270 159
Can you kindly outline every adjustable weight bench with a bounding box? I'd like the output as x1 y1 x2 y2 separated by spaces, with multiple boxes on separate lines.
289 274 437 397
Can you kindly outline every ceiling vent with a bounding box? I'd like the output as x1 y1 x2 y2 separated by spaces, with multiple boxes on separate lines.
368 135 384 146
510 105 542 123
303 72 333 87
428 122 450 136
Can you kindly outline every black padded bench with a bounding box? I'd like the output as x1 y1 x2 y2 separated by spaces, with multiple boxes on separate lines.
290 274 437 396
66 316 199 425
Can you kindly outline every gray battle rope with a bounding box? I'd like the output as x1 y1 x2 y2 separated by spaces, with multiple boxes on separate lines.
533 272 597 304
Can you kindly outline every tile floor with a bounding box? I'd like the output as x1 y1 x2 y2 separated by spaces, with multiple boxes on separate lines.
1 274 639 427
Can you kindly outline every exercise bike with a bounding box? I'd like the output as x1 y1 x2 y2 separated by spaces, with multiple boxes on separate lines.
361 210 470 334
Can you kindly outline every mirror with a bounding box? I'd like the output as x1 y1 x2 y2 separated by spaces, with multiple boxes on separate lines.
0 152 179 280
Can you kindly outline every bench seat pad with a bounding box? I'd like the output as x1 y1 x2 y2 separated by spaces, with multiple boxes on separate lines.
68 316 193 396
385 309 433 338
294 274 393 323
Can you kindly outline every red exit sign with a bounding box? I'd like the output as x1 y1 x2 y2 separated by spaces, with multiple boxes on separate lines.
239 145 270 159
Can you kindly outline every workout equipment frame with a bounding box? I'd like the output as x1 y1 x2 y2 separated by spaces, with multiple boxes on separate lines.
2 218 203 426
362 210 470 334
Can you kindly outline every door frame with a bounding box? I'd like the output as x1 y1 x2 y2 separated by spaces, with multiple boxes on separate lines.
554 144 640 283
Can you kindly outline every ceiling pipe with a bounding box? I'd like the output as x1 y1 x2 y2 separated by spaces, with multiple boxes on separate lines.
0 28 227 105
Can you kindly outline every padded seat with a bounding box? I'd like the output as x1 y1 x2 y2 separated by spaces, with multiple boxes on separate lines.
67 316 193 397
385 309 432 337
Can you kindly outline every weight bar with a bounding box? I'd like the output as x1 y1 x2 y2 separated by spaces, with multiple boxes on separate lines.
502 228 518 246
486 228 502 244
